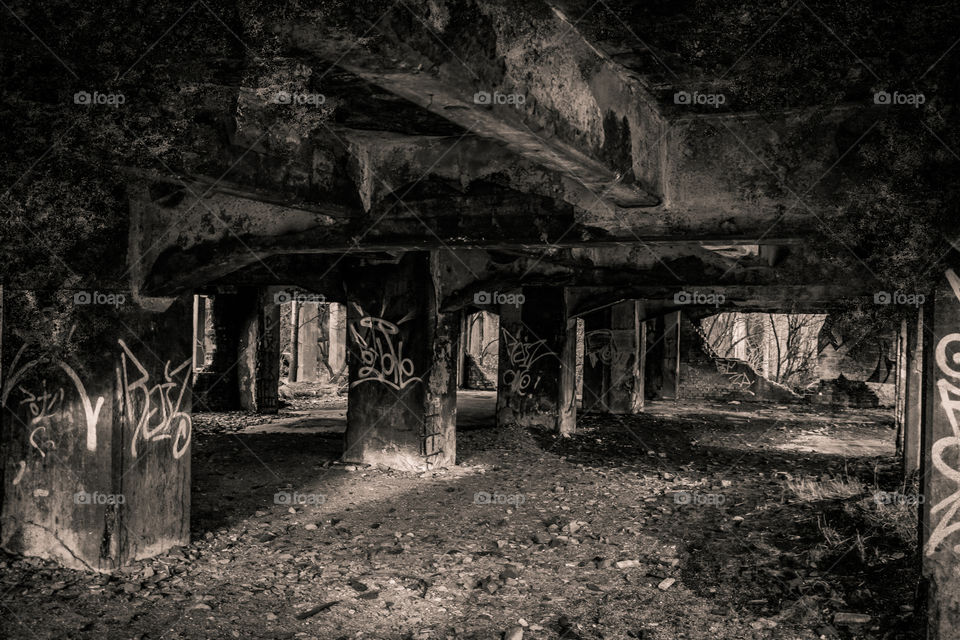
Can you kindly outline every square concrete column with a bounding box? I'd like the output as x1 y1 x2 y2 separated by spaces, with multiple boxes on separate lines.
192 292 245 410
296 301 321 382
496 287 577 434
328 302 346 376
662 311 681 400
903 308 924 476
1 292 193 571
582 301 645 414
344 252 458 471
921 268 960 636
194 288 278 413
238 289 280 414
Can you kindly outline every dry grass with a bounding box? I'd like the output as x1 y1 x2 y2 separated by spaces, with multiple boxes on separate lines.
784 475 866 502
785 471 919 560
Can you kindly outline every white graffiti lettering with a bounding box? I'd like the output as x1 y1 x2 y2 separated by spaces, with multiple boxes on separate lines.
501 328 551 396
584 330 617 367
58 363 102 452
926 268 960 555
28 426 56 457
118 339 192 459
12 460 26 486
349 311 422 391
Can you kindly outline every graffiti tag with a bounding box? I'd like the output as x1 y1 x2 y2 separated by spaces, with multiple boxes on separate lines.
349 313 422 391
119 339 192 460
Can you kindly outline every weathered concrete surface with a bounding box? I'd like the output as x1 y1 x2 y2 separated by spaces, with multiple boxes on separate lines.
438 247 876 317
497 287 577 433
281 1 858 224
238 289 280 414
645 312 681 401
0 294 192 571
193 290 251 411
328 303 347 375
344 253 458 471
921 269 960 638
903 310 923 476
296 302 321 383
582 301 644 414
662 311 681 400
124 4 869 300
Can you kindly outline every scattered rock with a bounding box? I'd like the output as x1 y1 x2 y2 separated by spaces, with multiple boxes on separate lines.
533 532 552 545
657 578 675 590
500 565 521 580
347 579 369 592
834 612 871 626
295 601 339 620
503 625 523 640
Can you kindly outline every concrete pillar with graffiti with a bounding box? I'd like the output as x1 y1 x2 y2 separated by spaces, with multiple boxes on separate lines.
921 268 960 637
0 291 193 571
582 301 645 414
343 252 458 471
496 286 577 434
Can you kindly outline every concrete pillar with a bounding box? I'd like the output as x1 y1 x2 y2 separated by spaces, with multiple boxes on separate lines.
921 268 960 636
582 301 645 414
662 310 681 400
238 290 280 414
328 303 346 376
193 295 205 371
644 316 664 399
344 253 458 470
297 302 320 382
895 319 907 455
496 287 577 434
904 308 924 475
193 292 246 410
457 312 468 388
288 300 299 382
1 293 193 571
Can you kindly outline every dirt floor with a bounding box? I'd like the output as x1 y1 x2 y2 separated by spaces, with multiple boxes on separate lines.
0 393 921 640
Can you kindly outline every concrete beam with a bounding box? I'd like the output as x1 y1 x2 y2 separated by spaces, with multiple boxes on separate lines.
281 1 858 225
